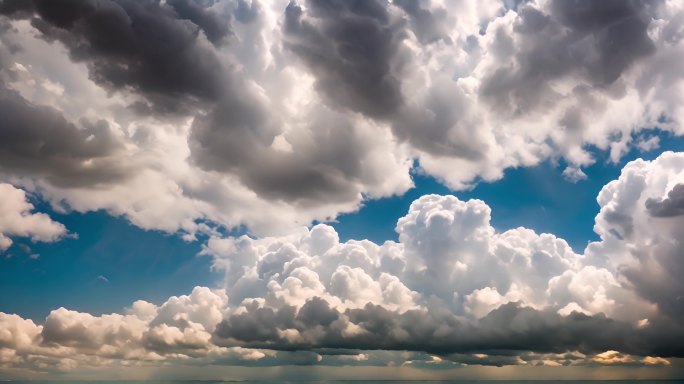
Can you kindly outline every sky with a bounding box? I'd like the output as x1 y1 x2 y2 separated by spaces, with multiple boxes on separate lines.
1 0 684 381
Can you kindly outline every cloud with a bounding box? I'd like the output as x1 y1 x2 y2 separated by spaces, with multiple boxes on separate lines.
480 0 655 112
0 183 66 251
3 152 684 372
19 0 230 112
0 87 129 188
562 166 588 183
645 182 684 217
166 0 233 45
0 298 679 374
0 0 415 237
587 151 684 318
0 0 683 238
203 152 684 361
282 0 404 119
96 275 109 283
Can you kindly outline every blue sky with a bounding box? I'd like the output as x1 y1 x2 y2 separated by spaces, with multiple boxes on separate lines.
4 132 684 322
336 132 684 248
2 0 684 380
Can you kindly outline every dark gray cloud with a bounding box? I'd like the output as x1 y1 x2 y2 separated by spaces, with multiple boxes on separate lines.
0 0 33 18
282 0 404 119
167 0 232 45
442 353 523 367
214 299 684 358
393 0 450 44
618 184 684 318
234 0 259 24
621 242 684 319
41 313 97 349
0 87 129 188
1 0 230 113
550 0 656 84
189 104 381 205
646 183 684 217
480 0 656 117
217 303 298 343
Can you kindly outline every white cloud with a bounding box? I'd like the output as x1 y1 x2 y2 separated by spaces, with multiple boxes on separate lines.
562 166 588 183
587 151 684 317
197 190 652 327
0 183 66 251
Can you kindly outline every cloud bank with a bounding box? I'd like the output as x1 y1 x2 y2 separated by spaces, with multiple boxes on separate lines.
3 152 684 374
0 0 683 237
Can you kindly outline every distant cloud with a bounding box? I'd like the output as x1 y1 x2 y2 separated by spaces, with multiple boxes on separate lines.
96 275 109 283
636 135 661 152
562 166 588 183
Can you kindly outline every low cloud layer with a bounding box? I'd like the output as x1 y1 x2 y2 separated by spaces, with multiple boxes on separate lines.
2 152 684 374
0 0 683 236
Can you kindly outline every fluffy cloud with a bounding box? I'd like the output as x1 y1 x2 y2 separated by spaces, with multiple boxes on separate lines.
0 183 66 251
587 151 684 317
165 152 684 360
5 152 684 374
0 0 683 237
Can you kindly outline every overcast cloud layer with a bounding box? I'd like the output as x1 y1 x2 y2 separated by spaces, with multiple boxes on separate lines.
2 0 684 378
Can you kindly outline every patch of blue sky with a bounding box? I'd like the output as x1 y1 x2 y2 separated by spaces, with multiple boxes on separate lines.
0 208 220 320
333 130 684 252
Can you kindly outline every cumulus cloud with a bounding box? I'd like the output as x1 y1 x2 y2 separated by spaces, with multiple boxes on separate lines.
0 183 66 251
282 0 404 119
587 151 684 318
167 0 234 45
645 182 684 217
0 287 274 372
190 152 684 361
20 0 229 111
0 87 129 187
562 166 588 183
